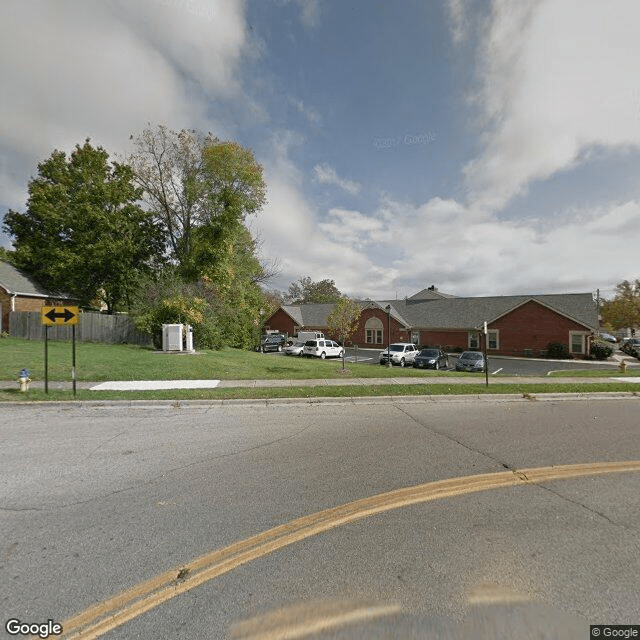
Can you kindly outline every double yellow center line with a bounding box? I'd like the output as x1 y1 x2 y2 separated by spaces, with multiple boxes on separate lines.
60 460 640 639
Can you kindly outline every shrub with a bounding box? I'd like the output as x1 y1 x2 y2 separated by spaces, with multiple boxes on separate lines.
546 342 570 359
590 340 613 360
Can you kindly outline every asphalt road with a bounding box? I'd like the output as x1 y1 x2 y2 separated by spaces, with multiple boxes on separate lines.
2 397 640 639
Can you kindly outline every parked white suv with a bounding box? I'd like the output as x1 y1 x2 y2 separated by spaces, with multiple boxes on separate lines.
303 339 344 359
379 343 420 366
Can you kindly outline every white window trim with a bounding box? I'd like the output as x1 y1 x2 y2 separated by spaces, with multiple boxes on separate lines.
569 331 588 354
366 328 383 344
487 329 499 350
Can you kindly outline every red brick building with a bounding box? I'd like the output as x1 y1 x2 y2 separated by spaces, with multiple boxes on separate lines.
0 261 72 334
263 288 598 357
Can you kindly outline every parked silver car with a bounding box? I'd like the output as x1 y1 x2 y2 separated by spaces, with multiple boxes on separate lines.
455 351 486 372
379 343 420 367
284 341 305 356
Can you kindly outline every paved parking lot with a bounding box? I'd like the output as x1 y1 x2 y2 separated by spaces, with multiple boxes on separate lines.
277 347 639 376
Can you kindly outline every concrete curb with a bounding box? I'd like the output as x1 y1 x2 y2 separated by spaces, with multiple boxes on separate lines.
1 391 639 410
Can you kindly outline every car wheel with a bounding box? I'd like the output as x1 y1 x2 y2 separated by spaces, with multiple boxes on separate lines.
435 362 439 370
278 345 282 352
339 350 344 358
320 352 326 359
399 358 405 367
260 346 265 353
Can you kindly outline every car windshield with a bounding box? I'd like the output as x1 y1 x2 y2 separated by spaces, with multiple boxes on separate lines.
389 345 404 352
419 349 439 357
461 353 482 360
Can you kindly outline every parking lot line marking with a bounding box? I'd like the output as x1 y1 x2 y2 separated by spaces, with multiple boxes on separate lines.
60 460 640 639
492 368 503 375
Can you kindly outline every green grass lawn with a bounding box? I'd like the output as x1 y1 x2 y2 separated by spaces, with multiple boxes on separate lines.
0 337 473 382
2 337 638 403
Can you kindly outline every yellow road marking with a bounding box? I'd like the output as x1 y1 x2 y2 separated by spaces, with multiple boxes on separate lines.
60 460 640 639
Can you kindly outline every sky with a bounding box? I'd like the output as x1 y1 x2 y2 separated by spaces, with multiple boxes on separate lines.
1 0 640 300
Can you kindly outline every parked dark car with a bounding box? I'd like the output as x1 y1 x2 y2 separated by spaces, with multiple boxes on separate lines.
455 351 486 372
621 338 640 357
256 334 286 353
413 348 448 370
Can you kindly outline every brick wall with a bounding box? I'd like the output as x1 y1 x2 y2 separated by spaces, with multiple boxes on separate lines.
418 329 469 350
1 291 50 333
488 300 591 356
263 308 297 337
1 291 75 334
350 308 409 346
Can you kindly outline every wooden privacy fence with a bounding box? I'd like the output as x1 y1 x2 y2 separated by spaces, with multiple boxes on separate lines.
9 311 152 346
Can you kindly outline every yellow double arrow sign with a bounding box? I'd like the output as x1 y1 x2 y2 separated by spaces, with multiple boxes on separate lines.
41 306 79 326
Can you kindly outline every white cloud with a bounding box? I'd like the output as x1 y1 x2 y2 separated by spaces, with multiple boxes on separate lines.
0 0 248 211
288 97 322 126
252 133 398 297
318 209 385 249
445 0 470 45
310 189 640 297
313 164 362 195
279 0 324 29
464 0 640 212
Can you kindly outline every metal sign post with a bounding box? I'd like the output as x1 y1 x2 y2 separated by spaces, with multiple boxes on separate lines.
72 324 77 397
41 306 79 396
44 325 49 394
483 321 489 387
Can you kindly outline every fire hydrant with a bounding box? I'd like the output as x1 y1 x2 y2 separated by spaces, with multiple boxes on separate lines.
619 360 628 373
18 368 31 392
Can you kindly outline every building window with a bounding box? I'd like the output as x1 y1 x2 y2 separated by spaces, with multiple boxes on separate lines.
468 331 479 349
487 330 499 350
570 332 586 354
365 316 384 344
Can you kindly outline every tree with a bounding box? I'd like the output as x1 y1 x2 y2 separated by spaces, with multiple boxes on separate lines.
286 276 342 304
601 279 640 330
127 125 267 276
3 140 162 312
326 297 362 371
0 247 16 265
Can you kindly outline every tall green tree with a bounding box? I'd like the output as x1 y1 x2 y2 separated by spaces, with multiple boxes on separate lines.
327 297 362 371
601 279 640 330
127 126 267 277
0 247 16 265
286 276 342 304
127 125 274 349
3 140 162 312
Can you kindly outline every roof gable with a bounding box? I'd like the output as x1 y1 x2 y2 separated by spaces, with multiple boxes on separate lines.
390 293 597 330
268 292 597 333
486 295 597 329
0 261 53 298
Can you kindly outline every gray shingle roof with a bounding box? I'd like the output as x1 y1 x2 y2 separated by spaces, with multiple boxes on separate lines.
409 287 458 300
278 293 597 331
281 304 337 327
391 293 597 330
0 261 53 297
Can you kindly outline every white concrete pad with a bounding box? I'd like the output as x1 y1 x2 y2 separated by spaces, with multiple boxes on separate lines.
612 377 640 383
90 380 220 391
